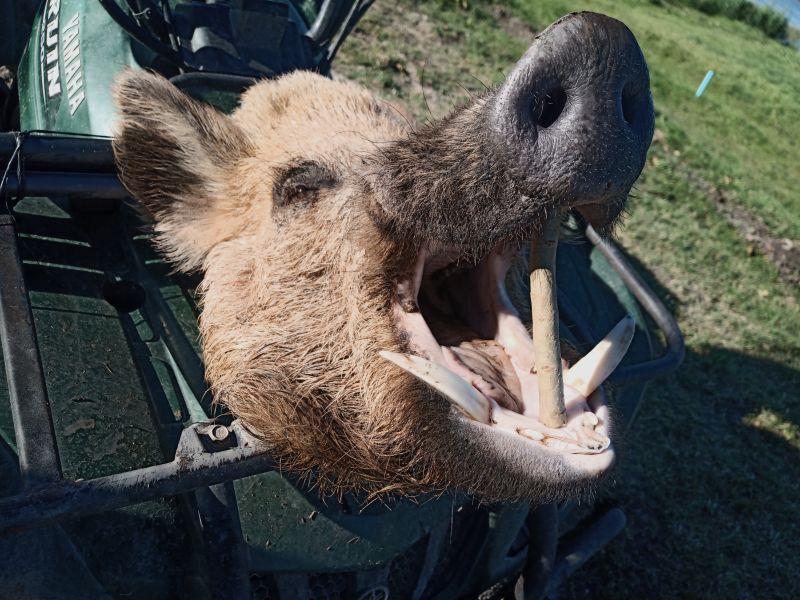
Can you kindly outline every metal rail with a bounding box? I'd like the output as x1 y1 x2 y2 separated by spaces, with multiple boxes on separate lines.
545 507 627 597
0 133 116 172
0 421 274 537
585 225 685 384
1 138 269 599
0 213 61 486
1 172 128 200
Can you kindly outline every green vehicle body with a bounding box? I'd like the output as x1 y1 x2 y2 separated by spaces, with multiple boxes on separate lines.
1 1 659 597
19 0 128 134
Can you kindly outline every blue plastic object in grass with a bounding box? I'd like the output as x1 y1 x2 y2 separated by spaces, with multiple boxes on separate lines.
695 70 715 97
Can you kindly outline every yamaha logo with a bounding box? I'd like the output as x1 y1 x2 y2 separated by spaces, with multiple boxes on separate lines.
39 0 85 117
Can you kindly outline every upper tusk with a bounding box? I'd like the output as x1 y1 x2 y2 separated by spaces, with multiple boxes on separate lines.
379 351 491 423
564 315 635 397
529 211 567 428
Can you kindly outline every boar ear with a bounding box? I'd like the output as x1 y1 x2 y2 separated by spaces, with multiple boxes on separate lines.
113 70 253 272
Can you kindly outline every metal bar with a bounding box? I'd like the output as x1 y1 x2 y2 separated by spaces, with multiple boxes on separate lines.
182 421 251 599
324 0 376 67
585 225 685 384
545 507 627 597
0 214 62 485
196 482 250 600
120 220 211 411
169 73 258 94
117 310 185 452
307 0 349 48
519 503 558 600
0 133 116 172
2 172 127 200
0 421 273 536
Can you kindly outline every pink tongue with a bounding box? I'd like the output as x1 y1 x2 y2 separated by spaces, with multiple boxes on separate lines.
443 340 524 413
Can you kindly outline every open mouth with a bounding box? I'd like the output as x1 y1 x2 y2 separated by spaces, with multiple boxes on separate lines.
382 217 635 473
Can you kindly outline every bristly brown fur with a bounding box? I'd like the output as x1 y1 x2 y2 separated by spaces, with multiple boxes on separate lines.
113 72 256 272
112 70 611 503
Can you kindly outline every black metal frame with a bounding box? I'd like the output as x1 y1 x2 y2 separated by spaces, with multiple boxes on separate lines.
0 212 62 487
0 131 273 600
0 420 273 536
0 214 266 597
95 0 375 76
0 131 684 599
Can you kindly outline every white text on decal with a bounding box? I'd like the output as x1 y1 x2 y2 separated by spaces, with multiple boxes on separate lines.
43 0 61 98
61 13 85 116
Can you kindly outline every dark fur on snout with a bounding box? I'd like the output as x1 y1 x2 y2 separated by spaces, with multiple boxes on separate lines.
372 12 653 253
372 97 548 257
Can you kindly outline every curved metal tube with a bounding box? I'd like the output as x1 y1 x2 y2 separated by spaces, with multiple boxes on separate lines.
307 0 349 48
585 225 685 384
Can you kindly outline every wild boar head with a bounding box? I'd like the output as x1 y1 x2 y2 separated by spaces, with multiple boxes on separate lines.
113 12 654 503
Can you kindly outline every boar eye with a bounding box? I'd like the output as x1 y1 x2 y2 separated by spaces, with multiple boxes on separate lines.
273 161 337 210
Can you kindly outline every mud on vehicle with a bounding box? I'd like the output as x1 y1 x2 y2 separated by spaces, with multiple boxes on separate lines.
0 1 683 598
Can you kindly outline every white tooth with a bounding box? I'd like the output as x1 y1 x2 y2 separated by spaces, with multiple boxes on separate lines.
517 428 545 441
564 315 636 397
379 351 490 423
576 427 611 453
582 412 599 428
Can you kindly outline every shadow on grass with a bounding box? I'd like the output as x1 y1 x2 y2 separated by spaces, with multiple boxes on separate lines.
564 248 800 600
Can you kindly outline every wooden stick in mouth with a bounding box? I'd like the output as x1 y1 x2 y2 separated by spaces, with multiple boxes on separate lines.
529 210 567 428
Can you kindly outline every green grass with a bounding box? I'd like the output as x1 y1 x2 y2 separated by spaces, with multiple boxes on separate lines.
337 1 800 597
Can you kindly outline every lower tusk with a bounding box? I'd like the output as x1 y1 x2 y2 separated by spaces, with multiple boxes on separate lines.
564 315 636 397
582 412 599 429
379 351 491 423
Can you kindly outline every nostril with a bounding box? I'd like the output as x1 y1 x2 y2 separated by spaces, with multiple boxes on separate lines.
534 87 567 129
621 83 640 126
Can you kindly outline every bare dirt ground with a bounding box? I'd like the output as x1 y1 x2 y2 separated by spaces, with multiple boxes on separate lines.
690 174 800 287
650 129 800 287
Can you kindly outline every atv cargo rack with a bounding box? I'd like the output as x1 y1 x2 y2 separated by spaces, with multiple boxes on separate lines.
0 131 684 599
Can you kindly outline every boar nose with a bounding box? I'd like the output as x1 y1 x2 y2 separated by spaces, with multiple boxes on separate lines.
489 12 654 207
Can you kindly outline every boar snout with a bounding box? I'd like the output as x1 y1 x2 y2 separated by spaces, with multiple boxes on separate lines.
491 12 654 225
374 11 654 251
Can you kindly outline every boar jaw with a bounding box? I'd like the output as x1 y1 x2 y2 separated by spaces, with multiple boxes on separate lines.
387 240 629 474
111 11 654 503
